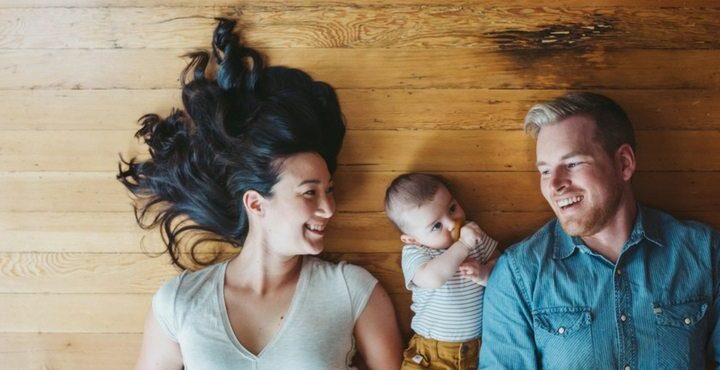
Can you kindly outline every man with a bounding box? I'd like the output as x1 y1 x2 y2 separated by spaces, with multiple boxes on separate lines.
479 92 720 369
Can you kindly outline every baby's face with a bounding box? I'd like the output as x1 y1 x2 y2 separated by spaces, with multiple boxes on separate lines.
400 186 466 249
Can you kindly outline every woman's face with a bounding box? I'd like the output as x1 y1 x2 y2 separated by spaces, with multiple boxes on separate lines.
261 152 336 256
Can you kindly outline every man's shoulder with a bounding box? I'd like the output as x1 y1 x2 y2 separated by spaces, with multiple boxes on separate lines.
498 218 561 274
502 218 559 265
643 206 718 245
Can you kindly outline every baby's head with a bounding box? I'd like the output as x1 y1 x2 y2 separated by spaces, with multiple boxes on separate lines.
384 173 466 249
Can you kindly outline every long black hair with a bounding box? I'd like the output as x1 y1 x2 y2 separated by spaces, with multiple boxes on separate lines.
117 18 346 270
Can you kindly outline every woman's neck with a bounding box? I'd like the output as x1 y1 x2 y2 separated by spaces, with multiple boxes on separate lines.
225 230 303 296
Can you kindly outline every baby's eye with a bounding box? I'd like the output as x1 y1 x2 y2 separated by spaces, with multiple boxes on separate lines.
431 222 442 231
449 203 457 213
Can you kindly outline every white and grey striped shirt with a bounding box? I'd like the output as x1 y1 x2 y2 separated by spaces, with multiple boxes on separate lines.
402 235 498 342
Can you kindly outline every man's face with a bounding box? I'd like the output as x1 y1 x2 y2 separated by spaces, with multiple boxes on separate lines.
535 115 624 237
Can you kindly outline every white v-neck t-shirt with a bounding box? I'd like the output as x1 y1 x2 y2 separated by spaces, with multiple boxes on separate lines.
152 256 378 370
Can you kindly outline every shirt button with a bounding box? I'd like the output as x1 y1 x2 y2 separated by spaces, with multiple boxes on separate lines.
557 327 566 335
684 317 692 325
620 314 627 322
616 268 622 275
625 366 631 370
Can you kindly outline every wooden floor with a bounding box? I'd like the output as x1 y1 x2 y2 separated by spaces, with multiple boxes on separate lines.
1 1 719 368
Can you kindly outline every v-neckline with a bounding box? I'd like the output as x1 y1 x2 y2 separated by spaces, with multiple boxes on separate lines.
217 256 309 359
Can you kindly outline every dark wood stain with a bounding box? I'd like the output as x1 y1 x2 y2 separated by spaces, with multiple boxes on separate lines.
485 15 616 53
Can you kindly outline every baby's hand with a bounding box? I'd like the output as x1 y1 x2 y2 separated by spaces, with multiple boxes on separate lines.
458 221 488 252
459 257 498 286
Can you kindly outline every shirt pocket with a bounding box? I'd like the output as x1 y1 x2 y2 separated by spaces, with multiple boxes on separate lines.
653 296 709 370
533 306 595 370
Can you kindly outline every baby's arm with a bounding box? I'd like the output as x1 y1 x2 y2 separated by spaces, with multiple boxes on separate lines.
411 222 482 289
458 257 497 286
411 240 473 289
459 226 501 286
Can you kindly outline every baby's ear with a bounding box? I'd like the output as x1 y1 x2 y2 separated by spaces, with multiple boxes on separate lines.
400 234 419 246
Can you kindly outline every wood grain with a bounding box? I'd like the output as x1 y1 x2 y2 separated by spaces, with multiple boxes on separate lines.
3 89 720 131
2 49 719 90
3 130 720 172
3 171 720 213
1 7 718 49
0 333 141 370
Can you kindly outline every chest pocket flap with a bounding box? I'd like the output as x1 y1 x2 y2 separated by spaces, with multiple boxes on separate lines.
533 306 592 337
654 296 708 328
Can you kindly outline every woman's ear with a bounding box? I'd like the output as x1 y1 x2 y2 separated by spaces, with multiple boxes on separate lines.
243 190 265 217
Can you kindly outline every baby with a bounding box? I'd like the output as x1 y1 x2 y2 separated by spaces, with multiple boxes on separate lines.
384 173 500 370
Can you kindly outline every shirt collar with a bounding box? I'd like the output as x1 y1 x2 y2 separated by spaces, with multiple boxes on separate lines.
552 204 664 260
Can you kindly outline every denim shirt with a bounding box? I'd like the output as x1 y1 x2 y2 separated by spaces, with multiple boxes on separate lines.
480 205 720 370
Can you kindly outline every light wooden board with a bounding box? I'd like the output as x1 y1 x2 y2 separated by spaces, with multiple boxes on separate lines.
0 1 713 8
2 49 719 89
4 210 720 254
3 130 720 172
0 333 141 370
3 171 720 213
3 89 720 131
0 292 412 333
1 7 718 49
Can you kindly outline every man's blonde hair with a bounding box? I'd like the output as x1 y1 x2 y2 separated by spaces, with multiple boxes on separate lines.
524 92 636 155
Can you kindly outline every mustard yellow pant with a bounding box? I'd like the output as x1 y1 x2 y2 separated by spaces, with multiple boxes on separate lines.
401 334 480 370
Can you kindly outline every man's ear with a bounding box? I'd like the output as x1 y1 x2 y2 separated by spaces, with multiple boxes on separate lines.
400 234 420 246
615 143 637 182
243 190 265 217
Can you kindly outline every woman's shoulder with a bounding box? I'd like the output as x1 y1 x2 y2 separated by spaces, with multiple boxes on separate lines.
155 261 226 304
304 256 375 282
304 256 377 298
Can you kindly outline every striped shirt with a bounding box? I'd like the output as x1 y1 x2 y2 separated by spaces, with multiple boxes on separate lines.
402 234 498 342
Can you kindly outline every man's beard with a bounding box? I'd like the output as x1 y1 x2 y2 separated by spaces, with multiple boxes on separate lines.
558 185 624 237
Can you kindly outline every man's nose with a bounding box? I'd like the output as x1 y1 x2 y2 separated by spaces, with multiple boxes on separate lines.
550 169 569 193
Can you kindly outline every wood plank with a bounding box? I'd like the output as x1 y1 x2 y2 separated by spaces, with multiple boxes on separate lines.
0 172 131 212
3 171 720 213
0 211 547 253
0 89 180 130
0 1 712 8
0 252 410 294
5 210 720 254
4 130 720 172
0 211 162 253
0 333 140 370
0 252 180 294
3 89 720 131
0 293 150 332
0 291 411 333
2 49 719 90
2 7 718 49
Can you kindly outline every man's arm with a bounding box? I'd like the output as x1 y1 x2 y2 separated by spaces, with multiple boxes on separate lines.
707 230 720 368
480 252 539 370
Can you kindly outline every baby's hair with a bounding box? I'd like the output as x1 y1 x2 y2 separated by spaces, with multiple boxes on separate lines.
384 173 449 232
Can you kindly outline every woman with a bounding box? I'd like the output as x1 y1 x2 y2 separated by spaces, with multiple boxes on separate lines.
118 18 402 369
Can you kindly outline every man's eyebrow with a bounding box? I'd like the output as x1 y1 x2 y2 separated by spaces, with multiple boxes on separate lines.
536 151 589 167
561 151 589 160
